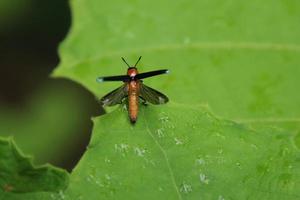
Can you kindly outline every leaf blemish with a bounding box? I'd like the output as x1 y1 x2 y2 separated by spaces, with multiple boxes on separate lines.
134 146 146 157
114 143 130 156
179 182 192 194
218 195 225 200
199 173 210 184
196 158 206 166
251 144 258 150
159 112 169 123
156 128 165 138
236 162 242 169
159 112 175 129
158 186 163 192
174 137 183 145
104 157 111 164
105 174 111 181
58 190 65 200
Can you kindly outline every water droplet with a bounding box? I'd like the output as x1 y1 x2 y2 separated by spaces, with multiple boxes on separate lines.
199 173 209 184
158 186 163 192
217 149 223 154
180 182 192 194
134 146 146 157
156 128 165 138
174 138 183 145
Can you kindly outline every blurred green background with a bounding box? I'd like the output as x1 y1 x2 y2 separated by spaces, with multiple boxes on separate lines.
0 0 101 170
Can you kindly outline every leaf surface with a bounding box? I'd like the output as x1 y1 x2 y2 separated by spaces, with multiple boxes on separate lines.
54 0 300 132
37 104 300 199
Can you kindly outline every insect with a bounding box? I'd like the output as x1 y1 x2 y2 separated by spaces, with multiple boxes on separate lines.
96 56 169 123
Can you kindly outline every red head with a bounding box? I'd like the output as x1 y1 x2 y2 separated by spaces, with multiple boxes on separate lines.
122 56 142 79
127 67 139 78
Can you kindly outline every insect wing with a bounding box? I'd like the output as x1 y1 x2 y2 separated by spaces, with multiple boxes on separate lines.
100 84 128 106
140 83 168 104
97 75 130 82
135 69 169 80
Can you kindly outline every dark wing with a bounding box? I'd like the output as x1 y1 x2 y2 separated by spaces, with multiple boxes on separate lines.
100 84 128 106
135 69 169 80
96 75 130 82
139 83 169 104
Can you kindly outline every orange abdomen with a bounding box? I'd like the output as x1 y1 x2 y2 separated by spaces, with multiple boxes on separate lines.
128 81 140 123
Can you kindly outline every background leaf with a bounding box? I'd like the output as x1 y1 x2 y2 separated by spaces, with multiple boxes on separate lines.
0 81 97 167
54 0 300 133
0 137 69 194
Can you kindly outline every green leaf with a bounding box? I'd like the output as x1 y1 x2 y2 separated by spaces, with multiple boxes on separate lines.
37 104 300 199
0 137 69 193
53 0 300 132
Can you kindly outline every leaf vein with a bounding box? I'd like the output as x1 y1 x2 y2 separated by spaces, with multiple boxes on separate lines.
142 109 182 200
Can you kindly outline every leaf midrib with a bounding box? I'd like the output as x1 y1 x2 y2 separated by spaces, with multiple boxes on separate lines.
142 108 182 200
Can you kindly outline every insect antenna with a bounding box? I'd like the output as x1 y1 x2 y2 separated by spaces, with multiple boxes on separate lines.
134 56 142 67
121 57 131 68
